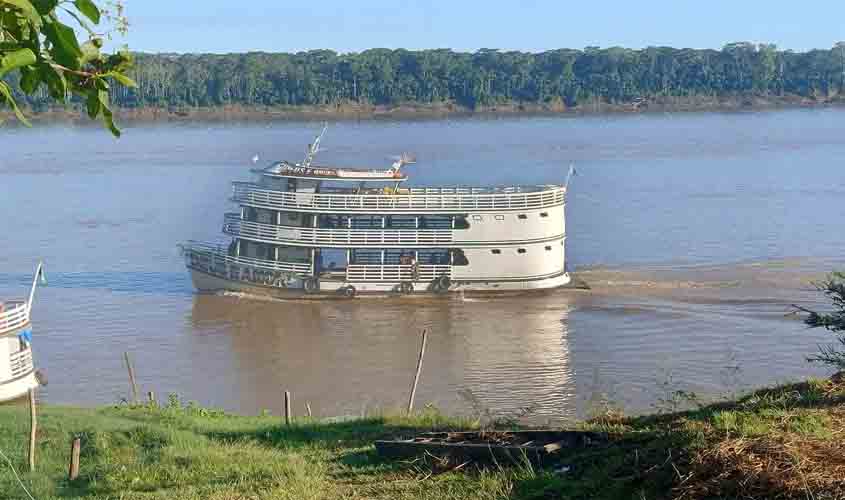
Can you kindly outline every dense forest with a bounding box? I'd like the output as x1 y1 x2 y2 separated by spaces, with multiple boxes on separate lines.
12 43 845 112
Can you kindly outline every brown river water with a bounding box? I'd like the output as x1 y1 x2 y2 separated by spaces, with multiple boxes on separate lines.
2 109 844 422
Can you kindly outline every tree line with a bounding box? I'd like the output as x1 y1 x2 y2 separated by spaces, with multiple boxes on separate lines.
12 43 845 111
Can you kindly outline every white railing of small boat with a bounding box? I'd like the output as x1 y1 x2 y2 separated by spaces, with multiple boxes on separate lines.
345 264 451 282
232 182 565 213
183 242 313 274
223 214 454 247
0 301 29 335
9 347 33 378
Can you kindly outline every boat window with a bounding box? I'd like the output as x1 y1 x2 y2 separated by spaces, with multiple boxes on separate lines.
545 246 552 251
517 214 527 220
540 212 549 218
451 249 469 266
255 209 274 224
494 215 505 221
517 248 527 254
418 249 450 265
385 215 417 229
276 246 310 263
453 216 470 229
417 215 456 229
350 249 383 265
491 249 501 255
472 215 483 222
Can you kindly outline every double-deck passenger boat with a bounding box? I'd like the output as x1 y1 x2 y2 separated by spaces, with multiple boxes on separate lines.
183 129 570 298
0 263 44 402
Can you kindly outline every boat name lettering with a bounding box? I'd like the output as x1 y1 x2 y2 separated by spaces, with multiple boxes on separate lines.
279 165 338 177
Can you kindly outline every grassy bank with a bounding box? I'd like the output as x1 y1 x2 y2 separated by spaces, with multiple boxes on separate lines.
1 378 844 499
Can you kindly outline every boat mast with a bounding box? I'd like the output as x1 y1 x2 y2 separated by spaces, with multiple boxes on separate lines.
302 124 328 168
26 261 46 315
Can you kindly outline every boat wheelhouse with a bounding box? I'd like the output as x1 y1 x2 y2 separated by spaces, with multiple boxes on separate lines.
183 129 570 298
0 263 44 402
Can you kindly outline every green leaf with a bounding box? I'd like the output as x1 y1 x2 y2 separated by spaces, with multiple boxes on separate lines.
1 0 43 28
41 63 67 99
0 81 32 126
100 103 120 137
107 71 137 87
0 48 37 76
43 18 83 69
19 66 40 94
73 0 100 24
32 0 58 15
85 89 100 118
79 39 101 64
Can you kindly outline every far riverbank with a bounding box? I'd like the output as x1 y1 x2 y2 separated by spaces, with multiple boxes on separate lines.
7 93 845 125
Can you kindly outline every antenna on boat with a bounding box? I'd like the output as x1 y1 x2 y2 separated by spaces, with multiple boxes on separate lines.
302 123 328 168
26 261 46 315
565 163 578 190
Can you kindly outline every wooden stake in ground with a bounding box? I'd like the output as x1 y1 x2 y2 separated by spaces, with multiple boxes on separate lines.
68 437 81 480
148 391 156 406
407 329 428 414
305 402 312 418
124 352 139 404
284 391 292 426
28 388 36 472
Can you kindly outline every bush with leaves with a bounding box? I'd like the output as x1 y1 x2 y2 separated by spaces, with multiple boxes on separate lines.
0 0 132 135
798 272 845 369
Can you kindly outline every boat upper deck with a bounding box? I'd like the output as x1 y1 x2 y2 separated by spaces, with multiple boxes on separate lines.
0 301 28 335
258 162 409 182
233 183 566 213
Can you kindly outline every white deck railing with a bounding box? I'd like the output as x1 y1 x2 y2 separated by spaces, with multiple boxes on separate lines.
345 264 451 282
223 214 454 247
9 348 33 379
184 242 452 287
183 242 312 275
0 301 29 335
232 182 565 213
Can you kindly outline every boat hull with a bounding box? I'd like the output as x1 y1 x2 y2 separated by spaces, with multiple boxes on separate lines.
189 266 571 299
0 370 38 403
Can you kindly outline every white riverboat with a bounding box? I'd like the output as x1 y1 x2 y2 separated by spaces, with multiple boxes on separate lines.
0 263 44 402
183 129 571 298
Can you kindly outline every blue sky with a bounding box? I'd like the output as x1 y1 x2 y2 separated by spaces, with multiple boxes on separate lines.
119 1 844 54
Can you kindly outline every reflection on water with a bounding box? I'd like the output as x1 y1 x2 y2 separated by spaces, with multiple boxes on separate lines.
187 293 576 421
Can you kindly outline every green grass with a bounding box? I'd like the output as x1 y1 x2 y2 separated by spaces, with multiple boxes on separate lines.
1 379 844 499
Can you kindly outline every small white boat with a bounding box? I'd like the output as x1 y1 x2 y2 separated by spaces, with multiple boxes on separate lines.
0 263 45 402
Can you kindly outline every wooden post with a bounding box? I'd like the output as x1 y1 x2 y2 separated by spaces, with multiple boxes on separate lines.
68 437 81 480
28 388 36 472
407 329 427 414
148 391 156 405
305 402 312 418
124 352 139 404
284 391 292 426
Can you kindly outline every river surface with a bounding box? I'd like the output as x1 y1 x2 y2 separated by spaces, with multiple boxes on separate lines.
2 109 844 422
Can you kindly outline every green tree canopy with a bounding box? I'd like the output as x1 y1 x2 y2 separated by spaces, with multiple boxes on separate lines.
1 0 134 135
